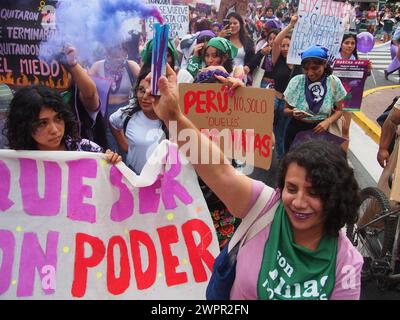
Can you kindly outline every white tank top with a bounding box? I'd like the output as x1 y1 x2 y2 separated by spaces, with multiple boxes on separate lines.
98 60 134 98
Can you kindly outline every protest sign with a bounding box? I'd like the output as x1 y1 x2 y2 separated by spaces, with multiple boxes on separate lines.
0 141 219 299
146 5 189 39
0 0 69 89
217 0 248 22
196 3 212 16
288 0 347 65
332 59 369 111
390 144 400 202
291 129 346 151
179 83 275 170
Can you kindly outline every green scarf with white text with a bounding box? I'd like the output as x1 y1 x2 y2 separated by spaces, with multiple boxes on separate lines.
257 202 338 300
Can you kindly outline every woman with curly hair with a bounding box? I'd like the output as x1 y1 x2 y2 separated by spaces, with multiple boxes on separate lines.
146 63 363 299
4 85 121 163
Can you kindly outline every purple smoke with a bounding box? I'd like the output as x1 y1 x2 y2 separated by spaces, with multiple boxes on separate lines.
39 0 162 64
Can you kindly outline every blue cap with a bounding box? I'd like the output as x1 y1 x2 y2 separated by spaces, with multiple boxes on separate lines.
300 45 329 63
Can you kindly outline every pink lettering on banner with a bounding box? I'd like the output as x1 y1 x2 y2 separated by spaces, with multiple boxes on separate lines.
19 159 61 216
139 145 192 213
0 230 15 295
109 166 134 222
66 159 97 223
161 145 193 210
17 231 59 297
139 177 162 214
0 160 14 211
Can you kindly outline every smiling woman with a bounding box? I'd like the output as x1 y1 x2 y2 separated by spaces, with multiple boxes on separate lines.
283 45 348 153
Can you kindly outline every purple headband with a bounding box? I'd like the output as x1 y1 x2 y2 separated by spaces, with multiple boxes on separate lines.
197 30 216 41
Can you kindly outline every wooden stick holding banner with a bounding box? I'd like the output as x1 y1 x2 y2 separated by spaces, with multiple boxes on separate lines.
151 23 169 95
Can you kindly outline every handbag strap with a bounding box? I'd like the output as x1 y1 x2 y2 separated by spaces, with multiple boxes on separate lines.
228 186 274 252
259 55 266 69
240 200 280 248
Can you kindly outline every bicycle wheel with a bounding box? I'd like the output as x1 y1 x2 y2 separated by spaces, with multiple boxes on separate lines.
346 187 395 259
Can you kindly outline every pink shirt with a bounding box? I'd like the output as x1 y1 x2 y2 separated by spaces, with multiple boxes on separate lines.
230 181 364 300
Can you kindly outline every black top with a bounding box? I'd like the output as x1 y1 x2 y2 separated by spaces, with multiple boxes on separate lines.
67 85 108 151
272 55 302 94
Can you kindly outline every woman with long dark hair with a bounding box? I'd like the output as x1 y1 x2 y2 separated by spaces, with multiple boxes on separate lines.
109 66 168 174
271 15 302 158
220 12 255 72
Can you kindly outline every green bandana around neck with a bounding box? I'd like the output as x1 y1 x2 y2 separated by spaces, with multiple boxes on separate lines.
257 202 338 300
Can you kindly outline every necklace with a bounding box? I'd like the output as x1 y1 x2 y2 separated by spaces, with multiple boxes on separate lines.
104 58 127 94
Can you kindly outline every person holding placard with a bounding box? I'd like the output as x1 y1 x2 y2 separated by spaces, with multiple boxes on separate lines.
283 45 347 152
143 64 363 300
271 15 302 158
4 85 121 164
334 34 372 152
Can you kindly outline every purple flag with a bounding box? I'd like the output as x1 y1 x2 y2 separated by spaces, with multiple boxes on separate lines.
291 129 346 150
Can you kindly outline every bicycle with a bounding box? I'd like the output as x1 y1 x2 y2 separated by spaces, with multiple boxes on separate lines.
347 182 400 289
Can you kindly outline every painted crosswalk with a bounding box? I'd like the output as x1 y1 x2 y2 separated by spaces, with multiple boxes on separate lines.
359 41 399 81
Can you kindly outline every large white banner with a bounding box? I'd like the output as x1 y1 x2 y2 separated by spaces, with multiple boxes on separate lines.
287 0 347 65
0 141 219 299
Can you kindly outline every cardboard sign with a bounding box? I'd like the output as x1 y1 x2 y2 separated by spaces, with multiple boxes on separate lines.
217 0 248 22
179 83 275 170
288 0 346 65
332 59 369 111
146 5 189 39
0 0 69 89
0 141 219 299
390 141 400 202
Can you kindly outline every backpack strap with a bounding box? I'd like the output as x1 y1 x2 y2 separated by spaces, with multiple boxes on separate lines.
123 106 141 134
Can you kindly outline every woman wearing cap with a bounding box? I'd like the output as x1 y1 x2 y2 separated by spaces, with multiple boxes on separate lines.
185 37 239 81
283 45 348 152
